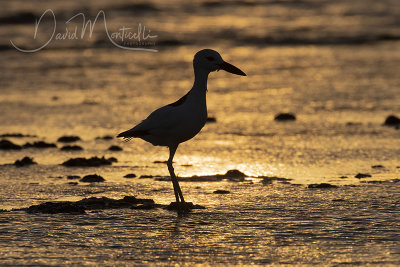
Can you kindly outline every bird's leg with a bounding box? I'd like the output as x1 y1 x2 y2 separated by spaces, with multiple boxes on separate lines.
168 145 186 204
168 145 180 203
168 166 180 204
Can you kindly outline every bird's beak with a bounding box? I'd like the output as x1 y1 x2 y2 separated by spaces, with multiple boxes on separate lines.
218 61 247 76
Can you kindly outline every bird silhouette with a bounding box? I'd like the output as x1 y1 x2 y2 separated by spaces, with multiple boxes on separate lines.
118 49 246 211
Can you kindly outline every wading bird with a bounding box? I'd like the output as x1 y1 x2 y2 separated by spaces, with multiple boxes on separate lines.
118 49 246 211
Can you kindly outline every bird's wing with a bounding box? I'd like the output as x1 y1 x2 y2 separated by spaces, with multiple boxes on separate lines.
118 104 182 138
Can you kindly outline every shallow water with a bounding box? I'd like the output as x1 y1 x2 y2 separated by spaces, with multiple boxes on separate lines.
1 182 399 265
0 0 400 265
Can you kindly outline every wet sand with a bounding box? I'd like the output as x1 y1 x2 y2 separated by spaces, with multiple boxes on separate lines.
0 176 399 265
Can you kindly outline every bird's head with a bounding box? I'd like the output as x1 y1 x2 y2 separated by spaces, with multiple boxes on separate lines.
193 49 246 76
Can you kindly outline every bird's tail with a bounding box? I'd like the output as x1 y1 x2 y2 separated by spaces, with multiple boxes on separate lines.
117 128 150 141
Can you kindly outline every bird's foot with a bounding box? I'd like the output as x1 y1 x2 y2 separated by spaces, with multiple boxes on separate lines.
166 201 206 213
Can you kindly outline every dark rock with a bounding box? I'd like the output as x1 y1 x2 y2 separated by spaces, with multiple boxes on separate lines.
124 173 137 178
14 157 37 167
213 190 231 194
355 173 372 179
27 202 86 214
371 165 384 169
0 139 22 150
67 175 81 180
57 136 81 143
80 174 105 183
95 135 113 140
75 196 154 210
24 196 159 214
261 176 292 184
206 117 217 123
68 182 78 186
23 141 57 149
166 202 206 212
223 169 246 179
308 183 338 189
274 113 296 121
383 115 400 126
0 133 36 138
108 145 123 151
61 145 83 151
332 199 345 202
62 156 115 167
340 176 348 179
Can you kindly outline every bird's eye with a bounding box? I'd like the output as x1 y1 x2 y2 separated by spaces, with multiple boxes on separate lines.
206 56 215 61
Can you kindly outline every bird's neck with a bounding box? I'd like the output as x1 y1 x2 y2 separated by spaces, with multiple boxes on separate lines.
192 67 209 93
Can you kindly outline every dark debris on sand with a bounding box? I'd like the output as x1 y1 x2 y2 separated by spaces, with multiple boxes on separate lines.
95 135 113 140
0 133 37 138
0 139 22 150
213 190 231 194
26 202 86 214
274 113 296 121
108 145 123 151
140 175 159 178
153 160 168 164
124 173 137 178
371 165 384 169
355 173 372 179
80 174 105 183
23 141 57 149
57 136 81 143
14 157 37 167
360 179 400 184
61 156 117 167
67 175 81 180
308 183 338 189
0 139 58 150
61 145 83 151
24 196 160 214
156 169 247 182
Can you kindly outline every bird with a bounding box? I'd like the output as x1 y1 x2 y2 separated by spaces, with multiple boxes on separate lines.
117 49 246 211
